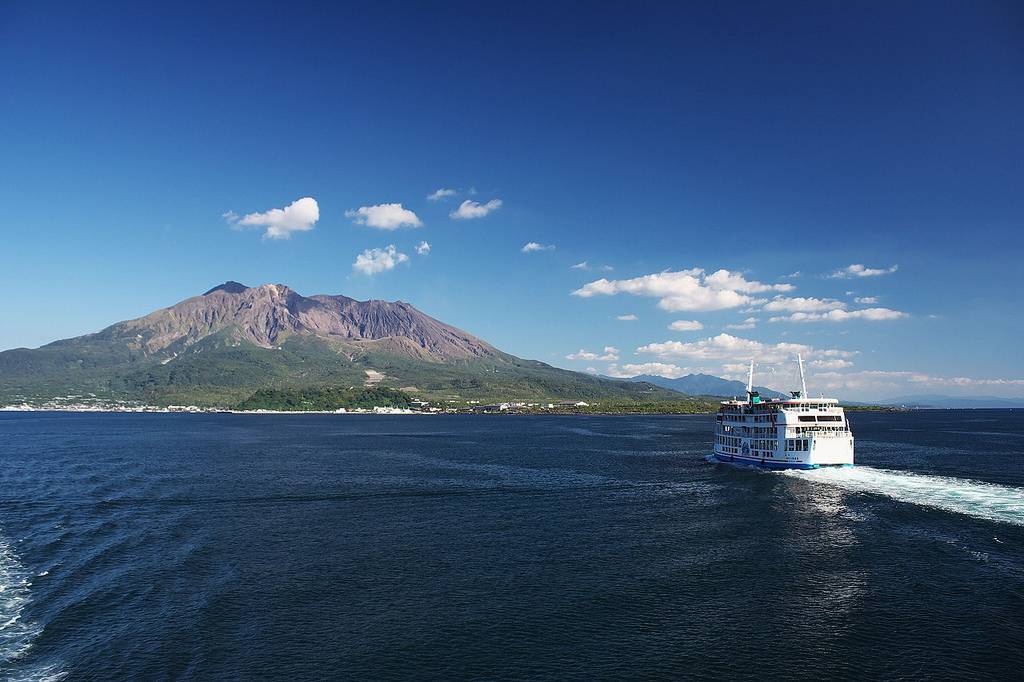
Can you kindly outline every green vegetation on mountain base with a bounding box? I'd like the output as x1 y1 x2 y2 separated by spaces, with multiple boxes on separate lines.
1 332 687 409
354 351 679 402
227 383 717 413
236 386 414 411
568 399 718 414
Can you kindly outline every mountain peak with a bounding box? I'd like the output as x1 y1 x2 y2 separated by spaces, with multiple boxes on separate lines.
203 281 250 296
120 282 502 360
252 283 295 297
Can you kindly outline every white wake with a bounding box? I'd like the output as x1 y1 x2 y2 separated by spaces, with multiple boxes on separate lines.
782 466 1024 526
0 534 64 680
0 536 39 665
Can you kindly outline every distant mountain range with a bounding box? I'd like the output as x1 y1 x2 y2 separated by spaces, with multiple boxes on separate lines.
626 373 790 399
0 282 682 407
881 395 1024 409
626 374 1023 408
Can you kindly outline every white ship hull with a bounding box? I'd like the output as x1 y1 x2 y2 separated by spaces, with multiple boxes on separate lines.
711 446 854 470
711 358 854 469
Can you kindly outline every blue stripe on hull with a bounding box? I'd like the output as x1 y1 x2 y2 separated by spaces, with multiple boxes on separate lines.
712 452 820 470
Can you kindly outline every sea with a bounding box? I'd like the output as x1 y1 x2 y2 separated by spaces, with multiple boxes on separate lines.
0 410 1021 680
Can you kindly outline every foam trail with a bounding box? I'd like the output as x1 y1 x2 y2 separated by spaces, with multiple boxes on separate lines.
782 467 1024 526
0 537 38 665
0 534 63 680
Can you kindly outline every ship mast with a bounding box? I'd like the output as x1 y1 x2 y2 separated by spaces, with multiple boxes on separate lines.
745 361 764 404
797 353 807 398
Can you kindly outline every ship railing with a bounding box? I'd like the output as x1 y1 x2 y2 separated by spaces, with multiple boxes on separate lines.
788 429 851 438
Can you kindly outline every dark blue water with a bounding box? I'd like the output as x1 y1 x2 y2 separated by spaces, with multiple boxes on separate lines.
1 410 1022 680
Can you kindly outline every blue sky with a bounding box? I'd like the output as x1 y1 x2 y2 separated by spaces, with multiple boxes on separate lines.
1 1 1021 400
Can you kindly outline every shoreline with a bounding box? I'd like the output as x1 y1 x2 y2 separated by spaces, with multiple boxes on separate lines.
0 405 428 416
0 405 963 416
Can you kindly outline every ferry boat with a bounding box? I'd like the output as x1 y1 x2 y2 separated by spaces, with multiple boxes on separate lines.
712 355 854 469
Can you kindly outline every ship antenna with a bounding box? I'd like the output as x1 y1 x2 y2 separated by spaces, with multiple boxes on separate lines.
746 360 754 395
797 353 807 398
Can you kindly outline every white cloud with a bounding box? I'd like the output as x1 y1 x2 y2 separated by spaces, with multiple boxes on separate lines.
566 346 619 361
522 242 555 253
636 333 855 366
805 369 1024 401
829 263 899 279
720 362 752 376
907 375 1024 388
605 362 691 379
726 317 758 330
227 197 320 240
616 314 638 321
450 198 502 219
631 333 866 393
571 268 792 312
427 188 457 201
415 241 431 256
668 320 704 331
810 359 854 369
704 270 795 294
571 261 613 272
346 203 423 230
817 349 856 358
598 337 1024 400
769 307 908 323
783 271 802 279
854 296 878 304
352 245 409 275
763 296 846 313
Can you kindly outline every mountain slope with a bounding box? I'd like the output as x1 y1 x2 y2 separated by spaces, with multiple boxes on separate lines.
0 282 682 407
628 373 789 399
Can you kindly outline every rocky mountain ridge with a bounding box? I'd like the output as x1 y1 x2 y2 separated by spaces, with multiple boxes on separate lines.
111 281 498 361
